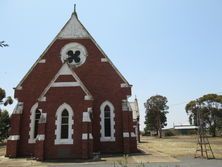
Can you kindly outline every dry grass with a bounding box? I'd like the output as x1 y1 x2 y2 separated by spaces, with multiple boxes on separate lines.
0 143 6 156
140 135 222 159
0 136 221 160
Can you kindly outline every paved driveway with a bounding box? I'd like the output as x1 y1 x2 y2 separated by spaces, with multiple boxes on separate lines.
1 155 222 167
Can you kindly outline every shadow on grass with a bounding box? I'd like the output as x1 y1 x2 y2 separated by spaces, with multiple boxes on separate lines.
43 158 106 163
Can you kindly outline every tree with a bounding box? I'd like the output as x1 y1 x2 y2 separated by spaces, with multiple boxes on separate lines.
0 110 10 142
144 95 169 138
0 41 9 47
0 88 13 107
186 93 222 137
0 88 13 142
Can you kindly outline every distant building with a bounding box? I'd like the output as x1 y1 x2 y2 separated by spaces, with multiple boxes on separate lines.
173 125 198 135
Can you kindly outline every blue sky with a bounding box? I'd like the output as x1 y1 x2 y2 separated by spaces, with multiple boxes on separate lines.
1 0 222 129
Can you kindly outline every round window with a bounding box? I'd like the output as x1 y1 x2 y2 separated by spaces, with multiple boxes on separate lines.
60 42 87 67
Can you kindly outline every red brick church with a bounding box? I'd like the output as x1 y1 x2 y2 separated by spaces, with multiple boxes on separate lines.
6 9 139 160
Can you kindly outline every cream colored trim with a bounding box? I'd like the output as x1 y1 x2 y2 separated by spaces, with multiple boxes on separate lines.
100 101 115 142
8 135 20 141
89 133 93 139
60 42 88 67
101 58 108 62
16 86 22 90
38 63 93 101
82 133 88 140
82 133 93 140
123 132 130 138
39 113 47 124
58 13 90 38
131 132 136 138
52 82 80 87
28 103 39 144
121 83 129 88
38 59 46 63
84 95 93 101
36 134 45 141
55 103 74 145
39 97 46 102
82 112 91 122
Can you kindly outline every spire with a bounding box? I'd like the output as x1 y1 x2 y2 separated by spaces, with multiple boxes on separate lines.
72 4 78 18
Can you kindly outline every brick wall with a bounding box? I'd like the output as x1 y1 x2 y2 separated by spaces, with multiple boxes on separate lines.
7 39 137 159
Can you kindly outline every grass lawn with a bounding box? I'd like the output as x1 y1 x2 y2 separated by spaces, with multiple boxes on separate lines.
140 135 222 159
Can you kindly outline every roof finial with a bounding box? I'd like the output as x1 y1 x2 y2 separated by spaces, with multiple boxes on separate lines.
74 4 76 13
72 4 78 17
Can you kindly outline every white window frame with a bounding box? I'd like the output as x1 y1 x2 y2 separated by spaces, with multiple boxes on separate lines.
55 103 74 145
28 103 41 144
100 101 115 142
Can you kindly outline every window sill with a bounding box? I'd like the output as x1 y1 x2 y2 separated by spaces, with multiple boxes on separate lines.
55 139 73 145
100 137 115 142
28 138 36 144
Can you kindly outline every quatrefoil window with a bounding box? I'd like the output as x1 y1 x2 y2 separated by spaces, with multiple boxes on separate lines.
60 42 87 67
67 50 81 64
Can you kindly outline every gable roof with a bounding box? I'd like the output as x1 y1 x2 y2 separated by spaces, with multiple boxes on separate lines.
16 11 130 90
38 63 93 101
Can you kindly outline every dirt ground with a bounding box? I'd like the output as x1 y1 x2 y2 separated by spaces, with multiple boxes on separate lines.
0 144 5 157
0 136 222 166
140 135 222 159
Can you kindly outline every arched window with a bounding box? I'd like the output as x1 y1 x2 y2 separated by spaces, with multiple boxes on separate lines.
100 101 115 142
55 103 74 145
61 109 69 139
34 109 41 138
104 105 111 137
29 103 42 144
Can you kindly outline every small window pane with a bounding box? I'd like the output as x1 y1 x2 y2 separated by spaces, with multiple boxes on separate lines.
34 109 41 138
104 118 111 137
62 109 69 116
104 105 110 112
61 125 69 139
62 117 69 124
105 110 110 118
61 109 69 139
34 120 39 138
35 110 41 120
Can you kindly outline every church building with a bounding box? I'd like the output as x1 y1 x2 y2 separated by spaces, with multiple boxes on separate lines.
6 9 138 160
